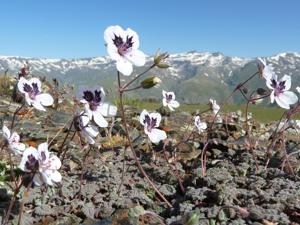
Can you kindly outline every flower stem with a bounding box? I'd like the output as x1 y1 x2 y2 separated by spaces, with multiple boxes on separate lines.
121 64 155 91
2 176 23 225
117 71 172 207
10 102 25 130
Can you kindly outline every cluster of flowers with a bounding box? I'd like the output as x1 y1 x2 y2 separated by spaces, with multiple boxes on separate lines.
104 25 222 144
2 77 61 186
8 24 300 188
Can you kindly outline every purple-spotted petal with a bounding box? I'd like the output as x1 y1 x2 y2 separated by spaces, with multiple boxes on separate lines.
38 142 49 162
17 77 30 94
29 78 42 92
149 112 161 128
140 110 148 126
125 28 140 50
104 25 126 46
19 147 39 172
279 75 291 91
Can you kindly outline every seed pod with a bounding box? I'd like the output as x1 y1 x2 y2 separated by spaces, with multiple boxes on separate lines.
141 76 161 89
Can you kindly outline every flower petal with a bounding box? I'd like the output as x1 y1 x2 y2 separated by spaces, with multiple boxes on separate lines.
19 147 38 172
296 86 300 94
125 49 145 67
2 125 10 139
162 98 168 107
93 111 108 127
116 59 133 76
48 155 61 170
81 113 90 127
38 142 49 162
49 170 62 183
32 100 46 111
33 173 44 186
81 130 95 144
17 77 29 94
277 91 298 108
139 109 148 125
84 104 93 120
104 25 125 46
275 96 290 109
266 74 277 90
10 132 20 143
29 78 42 92
147 129 167 143
10 143 26 154
169 100 180 109
98 103 117 117
84 125 99 138
149 112 161 127
125 28 140 49
36 93 54 106
270 91 275 103
280 75 291 91
107 44 122 61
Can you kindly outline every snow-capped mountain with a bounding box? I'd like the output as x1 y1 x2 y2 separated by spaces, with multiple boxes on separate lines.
1 52 299 104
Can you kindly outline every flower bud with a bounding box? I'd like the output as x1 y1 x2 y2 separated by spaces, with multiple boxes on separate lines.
154 51 169 68
256 88 268 95
141 76 161 89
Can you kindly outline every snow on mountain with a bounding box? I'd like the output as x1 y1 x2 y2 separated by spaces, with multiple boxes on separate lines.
0 51 299 104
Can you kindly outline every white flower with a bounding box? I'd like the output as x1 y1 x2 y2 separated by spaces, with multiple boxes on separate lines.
296 86 300 94
19 143 62 186
194 116 207 133
74 113 99 145
209 99 220 115
257 58 274 80
266 74 298 109
17 77 54 111
104 25 145 76
2 125 25 155
139 110 167 143
162 90 180 111
80 88 117 128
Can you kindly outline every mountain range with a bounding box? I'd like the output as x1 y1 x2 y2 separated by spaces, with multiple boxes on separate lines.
1 52 300 104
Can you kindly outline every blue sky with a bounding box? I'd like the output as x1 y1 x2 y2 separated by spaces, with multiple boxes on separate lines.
0 0 299 58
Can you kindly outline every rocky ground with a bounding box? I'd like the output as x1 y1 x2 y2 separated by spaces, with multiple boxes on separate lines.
0 95 300 225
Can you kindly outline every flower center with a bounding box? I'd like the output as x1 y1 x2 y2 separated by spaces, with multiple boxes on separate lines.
83 90 103 111
144 115 157 132
113 34 134 56
23 82 40 99
271 79 286 96
165 94 173 103
25 154 39 171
